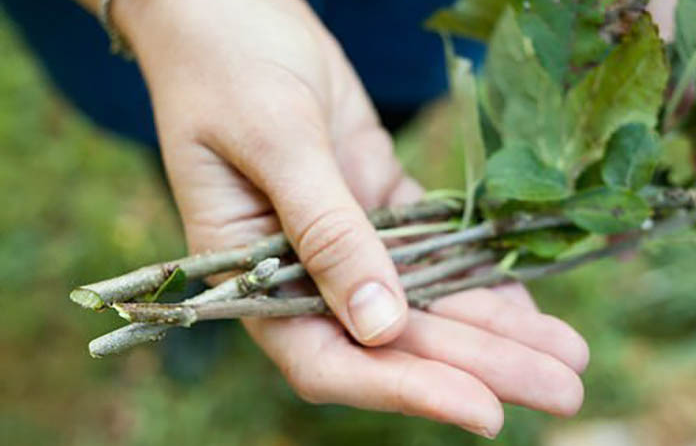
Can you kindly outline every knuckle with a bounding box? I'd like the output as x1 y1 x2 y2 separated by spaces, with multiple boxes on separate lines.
541 315 591 373
282 358 324 405
556 372 585 417
297 207 365 276
541 360 585 417
289 373 324 405
392 357 422 416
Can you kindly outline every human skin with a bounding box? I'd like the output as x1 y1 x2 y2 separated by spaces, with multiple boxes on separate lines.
72 0 673 438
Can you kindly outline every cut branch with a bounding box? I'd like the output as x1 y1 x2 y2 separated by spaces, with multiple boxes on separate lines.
88 210 696 358
72 199 464 309
72 188 695 310
89 250 496 357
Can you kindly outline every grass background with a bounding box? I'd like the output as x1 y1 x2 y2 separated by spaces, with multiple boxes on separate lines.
2 9 696 446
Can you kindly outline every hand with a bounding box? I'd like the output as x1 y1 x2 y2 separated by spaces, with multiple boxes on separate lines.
647 0 678 41
115 0 588 437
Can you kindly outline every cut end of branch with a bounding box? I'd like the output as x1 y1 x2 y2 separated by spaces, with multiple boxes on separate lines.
70 288 104 310
251 258 280 282
112 304 133 322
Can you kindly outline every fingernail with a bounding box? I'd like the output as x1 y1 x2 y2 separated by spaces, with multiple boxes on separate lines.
462 425 497 440
348 282 402 342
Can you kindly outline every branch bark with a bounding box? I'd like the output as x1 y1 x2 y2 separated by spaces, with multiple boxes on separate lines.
88 210 696 358
89 250 496 357
72 199 463 309
72 213 568 309
73 188 695 310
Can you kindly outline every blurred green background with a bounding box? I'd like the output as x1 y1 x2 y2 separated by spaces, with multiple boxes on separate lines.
2 9 696 446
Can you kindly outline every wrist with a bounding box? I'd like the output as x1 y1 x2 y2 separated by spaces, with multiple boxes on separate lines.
109 0 168 54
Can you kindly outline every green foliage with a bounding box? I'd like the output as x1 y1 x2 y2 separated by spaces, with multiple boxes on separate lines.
426 1 680 258
484 8 565 170
659 132 695 185
425 0 511 41
497 229 587 259
562 15 668 179
563 187 652 234
486 143 570 201
467 5 668 206
601 123 660 191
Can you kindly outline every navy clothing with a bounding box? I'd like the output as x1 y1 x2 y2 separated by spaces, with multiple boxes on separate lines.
1 0 485 147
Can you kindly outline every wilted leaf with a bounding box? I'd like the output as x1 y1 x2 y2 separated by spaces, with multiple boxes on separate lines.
486 143 571 201
601 123 659 191
563 15 668 179
425 0 512 41
563 187 652 234
443 38 487 225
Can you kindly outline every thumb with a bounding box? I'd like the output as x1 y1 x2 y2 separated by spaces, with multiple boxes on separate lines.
225 99 408 346
267 148 407 346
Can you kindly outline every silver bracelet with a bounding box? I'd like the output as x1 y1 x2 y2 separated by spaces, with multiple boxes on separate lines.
98 0 134 59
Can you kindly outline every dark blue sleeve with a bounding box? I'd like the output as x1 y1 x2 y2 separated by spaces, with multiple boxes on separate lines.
1 0 484 147
314 0 486 109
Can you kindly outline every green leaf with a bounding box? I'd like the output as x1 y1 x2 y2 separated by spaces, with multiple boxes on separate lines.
675 0 696 64
486 143 571 201
443 37 487 225
141 267 187 303
563 187 652 234
555 233 607 260
659 132 695 185
498 229 587 258
601 123 660 191
563 14 668 179
425 0 512 41
497 249 520 272
517 0 574 85
485 8 565 168
567 4 610 72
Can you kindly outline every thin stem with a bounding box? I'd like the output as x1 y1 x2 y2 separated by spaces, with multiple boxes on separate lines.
377 221 460 239
90 210 696 358
72 199 463 308
73 189 696 309
185 258 281 306
389 215 568 264
89 251 496 357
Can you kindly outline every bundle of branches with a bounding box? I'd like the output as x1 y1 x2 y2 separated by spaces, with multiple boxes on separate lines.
73 0 696 358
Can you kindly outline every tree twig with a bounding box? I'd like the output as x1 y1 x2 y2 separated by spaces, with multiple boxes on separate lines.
72 188 696 310
89 211 696 358
71 199 464 309
89 250 496 357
